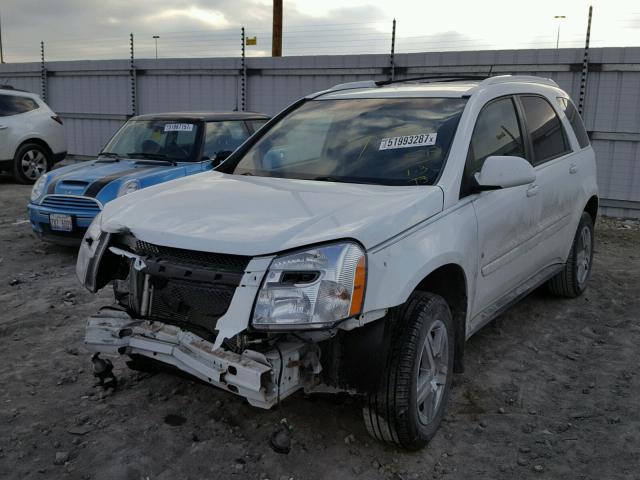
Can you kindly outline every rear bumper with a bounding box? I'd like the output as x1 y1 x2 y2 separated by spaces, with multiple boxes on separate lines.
52 151 67 165
85 307 308 409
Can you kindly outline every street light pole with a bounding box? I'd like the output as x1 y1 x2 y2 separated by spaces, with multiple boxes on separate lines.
554 15 566 49
153 35 160 59
0 10 5 63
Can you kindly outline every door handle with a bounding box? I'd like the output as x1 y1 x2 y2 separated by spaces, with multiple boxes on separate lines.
569 163 578 174
526 184 540 197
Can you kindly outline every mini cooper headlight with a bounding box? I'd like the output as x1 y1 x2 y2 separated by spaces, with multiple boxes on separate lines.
117 179 140 197
30 173 49 201
252 242 366 329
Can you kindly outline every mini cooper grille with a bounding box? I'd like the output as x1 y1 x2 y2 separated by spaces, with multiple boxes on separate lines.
135 240 251 272
42 195 101 213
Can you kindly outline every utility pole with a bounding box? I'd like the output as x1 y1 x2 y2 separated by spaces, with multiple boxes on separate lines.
554 15 566 49
241 27 246 111
0 10 5 63
153 35 159 59
389 19 396 81
40 41 46 101
578 6 593 115
272 0 282 57
129 33 137 116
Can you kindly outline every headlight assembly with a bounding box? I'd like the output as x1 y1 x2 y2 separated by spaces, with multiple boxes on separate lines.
252 241 366 330
30 173 49 201
76 211 103 289
117 179 140 197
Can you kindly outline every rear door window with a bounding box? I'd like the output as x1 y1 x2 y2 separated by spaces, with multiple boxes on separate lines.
519 95 571 165
557 97 590 148
0 94 39 116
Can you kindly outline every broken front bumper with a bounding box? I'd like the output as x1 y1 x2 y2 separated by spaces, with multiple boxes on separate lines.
85 307 308 409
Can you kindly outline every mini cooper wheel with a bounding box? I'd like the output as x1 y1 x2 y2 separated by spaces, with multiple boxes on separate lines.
547 212 594 297
13 143 51 184
363 291 454 450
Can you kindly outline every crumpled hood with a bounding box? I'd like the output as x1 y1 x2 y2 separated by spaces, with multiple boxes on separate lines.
102 171 444 256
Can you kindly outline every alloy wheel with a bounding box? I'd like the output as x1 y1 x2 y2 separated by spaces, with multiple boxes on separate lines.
416 319 449 425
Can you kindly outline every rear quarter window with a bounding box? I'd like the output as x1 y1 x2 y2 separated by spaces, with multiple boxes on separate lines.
0 94 39 116
557 97 590 149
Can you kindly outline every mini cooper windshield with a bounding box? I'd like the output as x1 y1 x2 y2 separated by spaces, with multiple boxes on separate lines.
230 98 467 185
101 120 202 162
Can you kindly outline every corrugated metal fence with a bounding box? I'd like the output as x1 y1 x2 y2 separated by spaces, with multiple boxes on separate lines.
1 48 639 217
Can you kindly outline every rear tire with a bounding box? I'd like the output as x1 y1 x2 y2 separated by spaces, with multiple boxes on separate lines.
13 142 51 184
547 212 594 298
363 292 454 450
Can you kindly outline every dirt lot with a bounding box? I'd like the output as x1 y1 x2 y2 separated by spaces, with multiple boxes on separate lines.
0 175 639 480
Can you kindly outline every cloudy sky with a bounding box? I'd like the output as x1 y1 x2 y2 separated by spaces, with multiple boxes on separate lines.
1 0 638 62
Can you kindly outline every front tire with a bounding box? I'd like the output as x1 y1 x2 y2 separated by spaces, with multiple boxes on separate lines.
13 142 51 184
363 292 454 450
547 212 594 297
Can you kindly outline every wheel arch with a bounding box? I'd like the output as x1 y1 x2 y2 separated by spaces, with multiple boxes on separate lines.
15 138 54 160
413 263 468 373
584 195 598 225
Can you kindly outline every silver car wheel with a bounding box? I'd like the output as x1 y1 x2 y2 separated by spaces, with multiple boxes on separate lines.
576 224 592 286
21 149 48 180
416 319 449 425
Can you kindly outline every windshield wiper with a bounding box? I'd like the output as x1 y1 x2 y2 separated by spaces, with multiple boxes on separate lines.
311 176 375 184
127 152 177 165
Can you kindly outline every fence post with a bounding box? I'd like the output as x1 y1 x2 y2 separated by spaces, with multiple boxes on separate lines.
241 27 246 111
40 41 47 101
129 33 137 116
389 19 396 81
578 6 593 115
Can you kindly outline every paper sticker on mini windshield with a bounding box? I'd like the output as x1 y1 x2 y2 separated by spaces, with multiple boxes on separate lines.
164 123 194 132
379 133 437 150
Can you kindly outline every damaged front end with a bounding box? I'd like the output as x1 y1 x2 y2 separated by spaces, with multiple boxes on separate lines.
85 307 316 408
76 219 321 408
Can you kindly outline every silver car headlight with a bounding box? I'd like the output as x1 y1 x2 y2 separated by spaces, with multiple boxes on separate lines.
252 241 366 330
76 211 103 287
30 173 49 201
117 179 140 197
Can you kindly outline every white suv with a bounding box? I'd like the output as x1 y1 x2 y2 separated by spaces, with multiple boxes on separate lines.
0 86 66 183
76 75 598 450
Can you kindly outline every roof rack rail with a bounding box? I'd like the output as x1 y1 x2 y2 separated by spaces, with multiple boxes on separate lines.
0 84 31 93
375 75 488 86
478 75 559 88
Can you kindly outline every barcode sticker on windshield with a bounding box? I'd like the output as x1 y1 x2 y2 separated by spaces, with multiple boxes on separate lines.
164 123 194 132
379 133 437 150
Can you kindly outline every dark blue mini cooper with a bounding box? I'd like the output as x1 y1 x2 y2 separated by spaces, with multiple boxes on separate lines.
28 111 269 244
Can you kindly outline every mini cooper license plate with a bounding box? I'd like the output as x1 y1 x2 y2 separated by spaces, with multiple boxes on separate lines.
50 214 73 232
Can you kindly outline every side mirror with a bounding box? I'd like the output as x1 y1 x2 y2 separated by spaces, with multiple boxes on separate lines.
474 155 535 190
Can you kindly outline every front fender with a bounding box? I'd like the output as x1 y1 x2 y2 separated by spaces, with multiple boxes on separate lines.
363 200 478 318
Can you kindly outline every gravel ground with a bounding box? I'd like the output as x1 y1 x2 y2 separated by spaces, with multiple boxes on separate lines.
0 175 639 480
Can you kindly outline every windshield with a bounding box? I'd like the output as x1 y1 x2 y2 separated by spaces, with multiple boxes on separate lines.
228 97 467 185
102 120 202 162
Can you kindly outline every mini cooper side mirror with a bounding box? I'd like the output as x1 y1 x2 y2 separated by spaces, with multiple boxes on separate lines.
474 155 536 190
